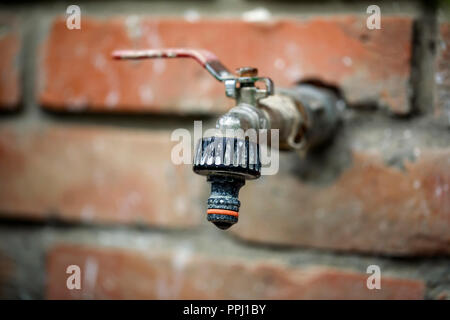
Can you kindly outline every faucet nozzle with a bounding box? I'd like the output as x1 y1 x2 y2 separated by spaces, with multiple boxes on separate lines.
193 136 261 229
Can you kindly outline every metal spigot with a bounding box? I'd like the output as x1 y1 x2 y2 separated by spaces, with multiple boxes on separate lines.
193 66 271 229
112 48 342 230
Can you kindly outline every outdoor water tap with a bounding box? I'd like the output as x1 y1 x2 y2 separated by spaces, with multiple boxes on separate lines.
112 48 342 230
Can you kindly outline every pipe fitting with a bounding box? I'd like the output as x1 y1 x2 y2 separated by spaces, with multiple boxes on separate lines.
112 48 343 230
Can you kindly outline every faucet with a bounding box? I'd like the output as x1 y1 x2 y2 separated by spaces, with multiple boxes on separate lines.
113 48 342 230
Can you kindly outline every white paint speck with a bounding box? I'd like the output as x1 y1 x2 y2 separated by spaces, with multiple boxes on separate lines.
81 205 95 221
172 246 192 272
242 7 271 22
153 60 166 75
435 73 444 84
413 180 421 190
75 45 87 57
435 186 443 197
93 54 106 71
274 58 285 70
146 26 162 48
286 65 302 82
67 96 88 111
342 56 353 67
83 257 99 298
403 130 412 140
118 191 142 217
174 196 187 217
184 9 200 22
125 15 142 40
105 91 119 108
139 85 154 104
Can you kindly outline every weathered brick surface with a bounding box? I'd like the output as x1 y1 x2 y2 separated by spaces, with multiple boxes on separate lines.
0 125 448 255
46 245 425 299
39 16 413 114
0 125 204 228
233 150 450 256
0 16 20 109
435 23 450 125
1 4 450 301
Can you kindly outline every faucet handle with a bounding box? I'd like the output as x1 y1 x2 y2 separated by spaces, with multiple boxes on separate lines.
112 48 234 81
112 48 274 101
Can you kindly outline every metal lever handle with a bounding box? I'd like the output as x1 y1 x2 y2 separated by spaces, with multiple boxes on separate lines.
112 48 274 99
112 48 234 81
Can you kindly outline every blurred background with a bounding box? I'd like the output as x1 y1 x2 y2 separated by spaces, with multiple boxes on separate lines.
0 0 449 299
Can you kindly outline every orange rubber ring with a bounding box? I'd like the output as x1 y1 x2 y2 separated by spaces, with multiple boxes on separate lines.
207 209 239 217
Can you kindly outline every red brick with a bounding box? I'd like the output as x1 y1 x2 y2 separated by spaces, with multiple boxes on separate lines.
39 16 413 114
46 245 425 299
232 150 450 256
0 16 21 109
435 23 450 125
0 125 204 228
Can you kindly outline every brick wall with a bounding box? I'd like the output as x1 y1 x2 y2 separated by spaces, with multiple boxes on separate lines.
0 0 449 300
